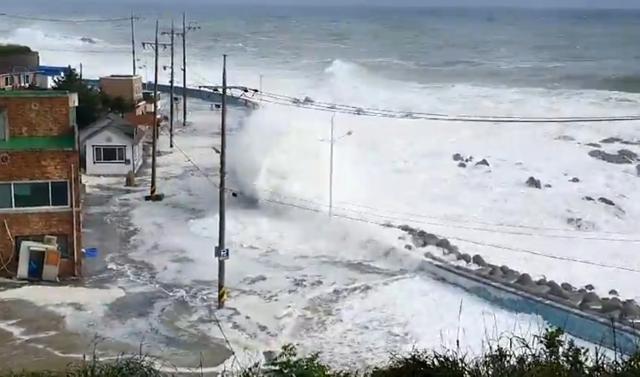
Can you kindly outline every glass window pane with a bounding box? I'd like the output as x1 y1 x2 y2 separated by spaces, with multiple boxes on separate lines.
95 147 102 161
14 182 50 208
117 147 125 161
0 183 11 208
0 110 6 141
102 148 118 161
51 181 69 206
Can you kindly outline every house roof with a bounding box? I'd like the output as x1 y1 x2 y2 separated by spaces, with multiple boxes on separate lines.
79 113 140 146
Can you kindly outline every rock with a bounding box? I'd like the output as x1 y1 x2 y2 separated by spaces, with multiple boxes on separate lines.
561 282 574 291
580 292 602 310
556 135 575 141
598 197 616 206
503 270 521 283
436 238 452 250
424 252 435 260
588 149 633 164
515 273 534 286
536 278 547 285
548 281 571 299
618 149 638 162
569 177 580 183
586 143 602 148
636 164 640 177
475 159 490 167
567 218 596 231
460 253 472 264
583 292 600 303
585 284 595 291
583 196 595 202
601 137 623 144
472 254 487 267
465 156 474 163
622 301 640 318
489 266 503 279
544 184 552 188
602 297 623 313
399 224 413 232
458 162 467 168
404 244 413 251
500 265 512 274
526 177 542 189
452 153 464 162
609 289 619 296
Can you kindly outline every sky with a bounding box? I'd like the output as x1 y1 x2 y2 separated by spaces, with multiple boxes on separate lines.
26 0 640 8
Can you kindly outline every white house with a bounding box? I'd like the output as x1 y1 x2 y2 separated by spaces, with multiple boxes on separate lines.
79 114 146 176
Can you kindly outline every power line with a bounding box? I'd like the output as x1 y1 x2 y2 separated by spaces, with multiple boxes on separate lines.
169 139 640 274
0 13 139 23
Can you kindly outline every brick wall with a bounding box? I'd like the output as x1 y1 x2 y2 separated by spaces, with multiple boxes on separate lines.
0 150 82 279
0 96 71 137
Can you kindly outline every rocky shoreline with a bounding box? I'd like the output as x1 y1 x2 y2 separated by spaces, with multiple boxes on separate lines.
396 224 640 329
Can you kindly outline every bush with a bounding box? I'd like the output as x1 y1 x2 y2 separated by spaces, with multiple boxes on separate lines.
4 329 640 377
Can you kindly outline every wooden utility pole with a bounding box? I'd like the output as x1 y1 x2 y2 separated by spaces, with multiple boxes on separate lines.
216 55 229 309
177 14 199 126
182 13 187 126
162 21 175 148
142 20 168 202
131 12 137 76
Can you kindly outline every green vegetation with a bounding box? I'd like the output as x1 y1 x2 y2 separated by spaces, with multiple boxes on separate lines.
0 44 32 56
3 329 640 377
51 68 134 129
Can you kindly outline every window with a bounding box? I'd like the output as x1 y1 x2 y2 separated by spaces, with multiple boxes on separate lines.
15 235 70 259
14 182 50 208
24 74 30 85
3 76 9 87
0 183 11 209
0 181 69 210
0 109 7 141
94 146 126 163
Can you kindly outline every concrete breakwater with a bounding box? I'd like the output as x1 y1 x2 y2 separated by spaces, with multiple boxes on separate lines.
397 225 640 354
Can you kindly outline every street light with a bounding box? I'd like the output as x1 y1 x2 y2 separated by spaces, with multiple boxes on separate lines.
319 114 353 217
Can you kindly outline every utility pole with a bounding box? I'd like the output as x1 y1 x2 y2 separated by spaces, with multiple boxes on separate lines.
142 20 167 202
329 114 335 217
162 21 175 148
216 55 229 309
177 14 200 126
131 12 137 76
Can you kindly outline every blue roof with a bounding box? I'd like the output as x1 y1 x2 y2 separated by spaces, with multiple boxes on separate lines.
37 65 69 77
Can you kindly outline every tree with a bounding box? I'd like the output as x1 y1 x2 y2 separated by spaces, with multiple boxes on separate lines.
52 68 102 129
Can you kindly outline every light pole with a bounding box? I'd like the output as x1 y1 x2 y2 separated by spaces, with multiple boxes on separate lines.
321 114 352 217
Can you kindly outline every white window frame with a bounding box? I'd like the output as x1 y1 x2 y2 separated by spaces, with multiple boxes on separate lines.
93 145 126 164
0 180 70 212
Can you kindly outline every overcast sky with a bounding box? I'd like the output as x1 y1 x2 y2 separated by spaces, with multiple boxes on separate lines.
47 0 639 8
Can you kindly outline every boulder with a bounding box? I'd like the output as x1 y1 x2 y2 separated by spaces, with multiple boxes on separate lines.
475 159 490 167
601 137 623 144
544 184 553 188
585 284 595 291
458 162 467 168
404 244 413 251
588 149 633 164
637 164 640 177
472 254 487 267
602 297 623 313
561 282 574 291
489 266 503 279
399 224 413 232
436 238 452 250
569 177 580 183
465 156 474 163
424 252 435 260
547 281 571 299
618 149 638 161
452 153 464 162
460 253 472 264
598 197 616 206
583 196 595 202
526 177 542 189
515 273 534 286
586 143 602 148
582 292 600 303
609 289 619 296
502 270 520 283
622 301 640 318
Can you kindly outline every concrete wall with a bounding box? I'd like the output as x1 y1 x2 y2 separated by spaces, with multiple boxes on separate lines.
100 75 143 105
85 128 136 176
0 151 82 279
0 95 72 137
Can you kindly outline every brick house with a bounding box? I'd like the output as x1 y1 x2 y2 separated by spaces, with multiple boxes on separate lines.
0 91 82 279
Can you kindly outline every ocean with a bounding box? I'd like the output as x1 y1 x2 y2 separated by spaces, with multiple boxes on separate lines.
2 2 640 370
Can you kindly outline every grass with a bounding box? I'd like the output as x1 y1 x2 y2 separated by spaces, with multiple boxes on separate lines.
3 329 640 377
